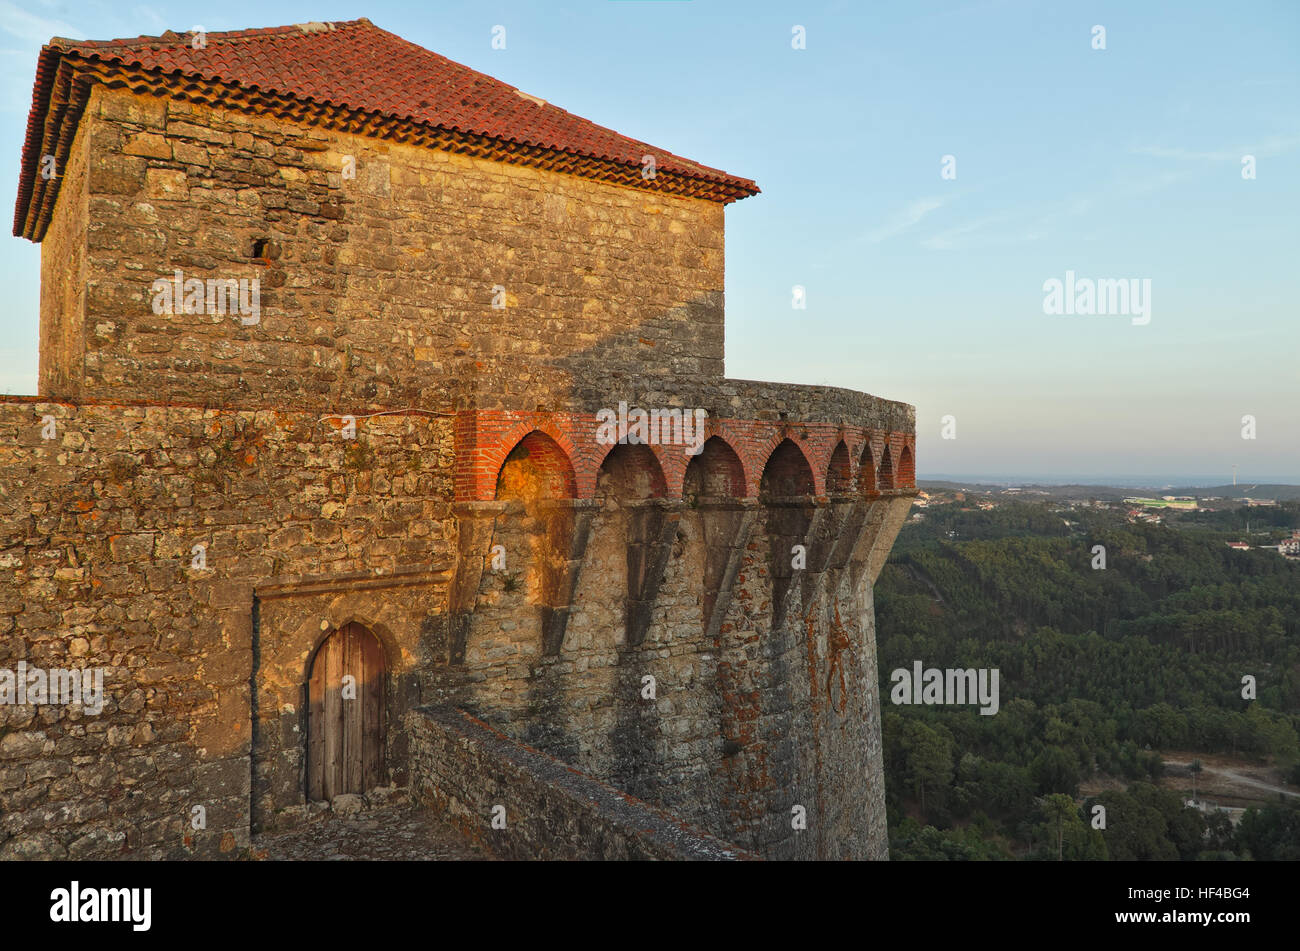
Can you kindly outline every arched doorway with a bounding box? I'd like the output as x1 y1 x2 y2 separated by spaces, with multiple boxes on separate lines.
307 622 387 800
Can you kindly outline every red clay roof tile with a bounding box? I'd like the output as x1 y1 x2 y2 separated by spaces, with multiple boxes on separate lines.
14 18 757 237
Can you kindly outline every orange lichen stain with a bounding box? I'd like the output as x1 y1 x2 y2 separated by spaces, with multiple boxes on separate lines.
825 605 854 716
804 613 820 701
75 500 94 512
219 832 236 853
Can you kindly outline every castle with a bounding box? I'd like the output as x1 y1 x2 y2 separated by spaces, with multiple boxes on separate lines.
2 19 915 860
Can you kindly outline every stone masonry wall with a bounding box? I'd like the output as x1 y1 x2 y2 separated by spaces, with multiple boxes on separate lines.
448 490 908 858
54 85 725 410
38 98 89 401
0 398 451 858
409 705 752 860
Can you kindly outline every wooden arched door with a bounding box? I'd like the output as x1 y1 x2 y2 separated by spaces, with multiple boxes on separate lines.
307 622 386 800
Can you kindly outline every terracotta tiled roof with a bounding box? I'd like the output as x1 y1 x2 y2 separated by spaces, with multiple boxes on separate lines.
14 18 758 239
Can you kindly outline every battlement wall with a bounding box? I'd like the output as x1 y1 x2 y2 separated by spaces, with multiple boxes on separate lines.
409 705 752 860
0 394 911 859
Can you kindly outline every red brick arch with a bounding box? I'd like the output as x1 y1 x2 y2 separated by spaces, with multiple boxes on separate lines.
826 440 852 493
680 434 748 499
759 437 817 497
897 441 916 489
748 430 821 497
651 440 691 500
595 442 668 499
459 414 913 501
877 440 895 491
857 438 877 494
493 427 578 500
488 415 577 467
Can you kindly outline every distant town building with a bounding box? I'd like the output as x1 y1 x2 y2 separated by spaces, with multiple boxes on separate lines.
1125 496 1197 510
1184 798 1246 826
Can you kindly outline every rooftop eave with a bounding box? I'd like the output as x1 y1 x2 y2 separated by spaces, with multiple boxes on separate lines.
14 51 760 242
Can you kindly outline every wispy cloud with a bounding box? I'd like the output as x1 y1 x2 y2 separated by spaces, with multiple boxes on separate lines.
918 169 1197 251
1133 145 1242 162
1132 134 1300 162
921 211 1013 251
1113 168 1198 195
862 195 948 244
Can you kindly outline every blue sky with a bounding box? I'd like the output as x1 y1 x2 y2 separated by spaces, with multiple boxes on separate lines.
1 0 1296 482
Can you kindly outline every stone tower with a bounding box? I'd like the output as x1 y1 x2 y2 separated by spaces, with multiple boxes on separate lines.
3 19 915 859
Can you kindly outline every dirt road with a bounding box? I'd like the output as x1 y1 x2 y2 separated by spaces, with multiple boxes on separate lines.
1164 756 1300 801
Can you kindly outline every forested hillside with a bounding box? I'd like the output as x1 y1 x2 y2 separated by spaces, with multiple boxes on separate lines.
875 500 1300 860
